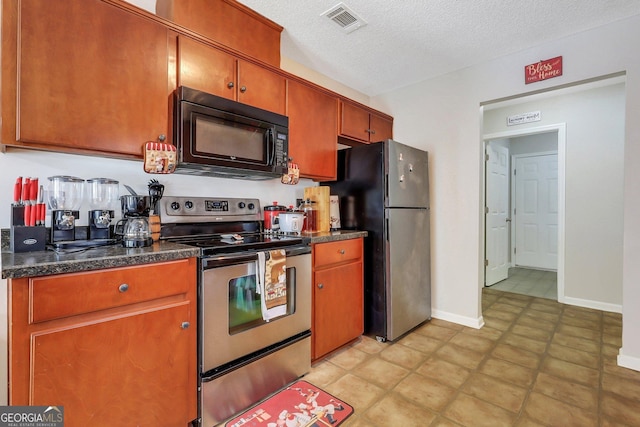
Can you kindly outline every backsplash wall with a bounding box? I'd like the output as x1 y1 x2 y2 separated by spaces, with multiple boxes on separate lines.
0 148 313 228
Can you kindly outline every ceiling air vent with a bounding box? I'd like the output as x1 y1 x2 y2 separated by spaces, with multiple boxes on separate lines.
321 3 367 34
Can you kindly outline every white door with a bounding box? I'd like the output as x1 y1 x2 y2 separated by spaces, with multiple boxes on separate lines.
514 154 558 269
485 143 510 285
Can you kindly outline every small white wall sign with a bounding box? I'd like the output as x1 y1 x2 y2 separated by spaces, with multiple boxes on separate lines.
507 111 541 126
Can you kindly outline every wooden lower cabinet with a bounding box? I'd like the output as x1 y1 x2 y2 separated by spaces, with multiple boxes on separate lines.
8 258 197 427
312 238 364 360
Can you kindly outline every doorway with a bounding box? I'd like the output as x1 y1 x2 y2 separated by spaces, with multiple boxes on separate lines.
483 124 566 300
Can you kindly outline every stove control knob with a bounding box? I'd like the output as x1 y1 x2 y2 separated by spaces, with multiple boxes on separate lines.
238 202 246 209
185 201 194 210
170 201 180 211
248 203 255 210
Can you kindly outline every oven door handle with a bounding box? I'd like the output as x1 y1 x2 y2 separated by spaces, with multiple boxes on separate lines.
201 245 311 270
201 253 258 269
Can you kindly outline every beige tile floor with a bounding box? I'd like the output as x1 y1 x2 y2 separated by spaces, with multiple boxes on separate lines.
303 288 640 427
489 267 557 300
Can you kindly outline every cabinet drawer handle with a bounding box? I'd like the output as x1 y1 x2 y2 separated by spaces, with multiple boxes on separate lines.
339 249 346 255
181 322 190 329
240 86 247 93
317 283 324 289
227 82 234 89
118 283 129 293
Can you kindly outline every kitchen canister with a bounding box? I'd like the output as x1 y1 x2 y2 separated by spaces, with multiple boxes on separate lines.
329 195 341 230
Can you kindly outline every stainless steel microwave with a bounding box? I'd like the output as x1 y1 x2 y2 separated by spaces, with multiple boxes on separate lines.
174 86 289 180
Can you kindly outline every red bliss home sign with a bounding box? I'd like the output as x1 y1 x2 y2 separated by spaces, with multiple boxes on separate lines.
525 56 563 84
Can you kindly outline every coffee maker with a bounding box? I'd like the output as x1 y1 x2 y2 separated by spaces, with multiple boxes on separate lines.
47 175 84 243
87 178 119 240
119 194 153 247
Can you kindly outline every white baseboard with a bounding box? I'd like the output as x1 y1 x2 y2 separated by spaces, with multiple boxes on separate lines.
560 295 622 313
431 309 484 329
617 349 640 372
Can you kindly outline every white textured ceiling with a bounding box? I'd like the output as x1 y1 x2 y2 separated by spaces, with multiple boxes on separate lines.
236 0 640 96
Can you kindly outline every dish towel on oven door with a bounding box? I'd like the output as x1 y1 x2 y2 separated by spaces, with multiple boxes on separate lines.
256 249 287 321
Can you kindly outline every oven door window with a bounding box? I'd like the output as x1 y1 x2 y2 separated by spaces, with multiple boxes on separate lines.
228 266 296 335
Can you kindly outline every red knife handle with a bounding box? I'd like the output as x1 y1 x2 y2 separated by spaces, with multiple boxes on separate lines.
29 203 37 226
21 178 30 204
29 178 39 202
14 177 23 204
24 204 32 227
39 203 47 226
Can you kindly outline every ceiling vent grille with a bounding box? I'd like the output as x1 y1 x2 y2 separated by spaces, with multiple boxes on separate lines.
321 3 367 34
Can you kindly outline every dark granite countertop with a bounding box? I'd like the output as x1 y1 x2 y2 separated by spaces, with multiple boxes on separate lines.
307 230 367 244
1 240 200 279
1 229 366 279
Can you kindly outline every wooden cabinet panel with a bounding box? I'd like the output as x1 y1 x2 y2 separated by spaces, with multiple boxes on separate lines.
31 260 191 323
8 258 198 426
178 35 236 100
157 0 282 67
313 261 364 359
287 80 338 181
370 113 394 142
339 100 394 144
312 238 364 360
238 60 286 115
339 101 371 142
31 303 192 427
16 0 171 156
313 238 363 268
178 36 286 115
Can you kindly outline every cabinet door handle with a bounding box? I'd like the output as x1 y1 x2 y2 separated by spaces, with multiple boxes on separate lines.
181 322 190 329
158 134 166 142
118 283 129 293
370 129 376 135
227 82 234 89
317 283 324 289
339 249 346 255
240 86 247 93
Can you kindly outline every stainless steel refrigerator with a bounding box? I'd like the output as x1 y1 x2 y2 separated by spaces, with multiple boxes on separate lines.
325 139 431 341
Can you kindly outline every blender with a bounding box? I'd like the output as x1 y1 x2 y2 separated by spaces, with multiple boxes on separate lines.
47 175 84 243
87 178 119 240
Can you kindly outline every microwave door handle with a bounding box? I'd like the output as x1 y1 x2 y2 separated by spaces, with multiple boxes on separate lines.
267 129 276 165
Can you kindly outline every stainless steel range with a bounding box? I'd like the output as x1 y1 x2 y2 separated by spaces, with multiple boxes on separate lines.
159 197 312 427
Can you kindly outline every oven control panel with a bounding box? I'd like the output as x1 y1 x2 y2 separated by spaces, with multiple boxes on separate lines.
159 196 261 223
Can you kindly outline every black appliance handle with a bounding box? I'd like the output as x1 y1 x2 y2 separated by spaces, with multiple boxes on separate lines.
267 128 276 165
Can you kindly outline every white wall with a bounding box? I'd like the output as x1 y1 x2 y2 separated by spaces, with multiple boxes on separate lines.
373 14 640 370
509 132 557 156
484 83 625 308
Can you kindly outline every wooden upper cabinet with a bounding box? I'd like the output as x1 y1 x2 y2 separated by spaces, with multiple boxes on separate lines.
13 0 172 157
339 100 393 144
178 35 237 100
178 36 286 115
370 113 394 142
237 60 287 115
157 0 282 67
287 80 338 181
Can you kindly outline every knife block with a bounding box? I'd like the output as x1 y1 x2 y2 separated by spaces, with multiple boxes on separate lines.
10 205 46 252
